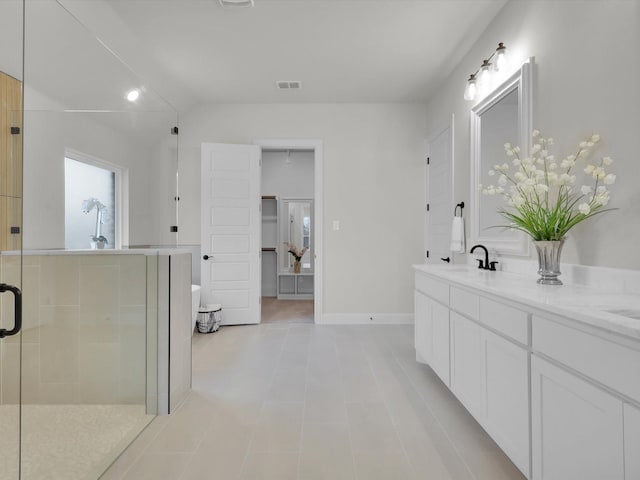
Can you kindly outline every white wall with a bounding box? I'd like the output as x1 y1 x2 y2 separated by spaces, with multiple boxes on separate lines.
179 103 426 317
262 150 314 198
425 0 640 269
22 106 176 250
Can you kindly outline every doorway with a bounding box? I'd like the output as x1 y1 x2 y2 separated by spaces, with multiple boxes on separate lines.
260 150 314 324
255 139 323 324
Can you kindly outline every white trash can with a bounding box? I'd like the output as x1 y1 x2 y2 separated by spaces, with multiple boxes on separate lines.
196 304 222 333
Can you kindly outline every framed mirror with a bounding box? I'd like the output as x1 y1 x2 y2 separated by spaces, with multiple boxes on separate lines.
280 198 314 271
470 58 533 256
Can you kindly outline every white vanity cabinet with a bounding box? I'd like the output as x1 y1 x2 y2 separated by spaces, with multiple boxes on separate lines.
415 273 530 477
530 314 640 480
624 403 640 479
414 272 450 386
531 355 624 480
450 311 483 417
414 265 640 480
449 289 530 475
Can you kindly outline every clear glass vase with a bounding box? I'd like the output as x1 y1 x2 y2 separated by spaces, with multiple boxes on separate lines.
293 260 301 274
533 239 565 285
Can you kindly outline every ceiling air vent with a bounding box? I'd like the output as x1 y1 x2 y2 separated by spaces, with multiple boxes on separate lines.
218 0 254 8
276 81 302 90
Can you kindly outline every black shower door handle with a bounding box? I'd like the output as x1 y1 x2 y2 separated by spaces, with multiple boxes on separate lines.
0 283 22 338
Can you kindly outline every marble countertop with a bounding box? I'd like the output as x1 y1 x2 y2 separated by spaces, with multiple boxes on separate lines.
414 264 640 341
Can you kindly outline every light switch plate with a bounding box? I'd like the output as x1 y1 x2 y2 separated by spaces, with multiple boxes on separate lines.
332 220 340 231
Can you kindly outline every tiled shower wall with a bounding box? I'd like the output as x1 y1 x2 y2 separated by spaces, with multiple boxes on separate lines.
0 254 147 405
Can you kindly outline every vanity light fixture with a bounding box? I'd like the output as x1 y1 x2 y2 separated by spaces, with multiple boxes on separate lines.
463 42 508 101
493 42 507 72
126 89 140 102
463 73 477 101
477 59 492 94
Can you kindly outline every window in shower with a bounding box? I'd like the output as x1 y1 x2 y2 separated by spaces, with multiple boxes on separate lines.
64 151 125 249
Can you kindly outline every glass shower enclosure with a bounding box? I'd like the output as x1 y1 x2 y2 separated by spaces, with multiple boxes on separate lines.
0 1 179 478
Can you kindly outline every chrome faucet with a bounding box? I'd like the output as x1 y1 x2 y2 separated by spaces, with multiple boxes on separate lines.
470 244 498 271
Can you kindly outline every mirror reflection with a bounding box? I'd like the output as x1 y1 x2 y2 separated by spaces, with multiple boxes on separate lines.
470 59 532 256
281 199 313 270
478 88 519 238
23 0 179 251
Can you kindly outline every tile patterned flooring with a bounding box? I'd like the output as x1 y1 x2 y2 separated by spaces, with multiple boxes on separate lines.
101 322 525 480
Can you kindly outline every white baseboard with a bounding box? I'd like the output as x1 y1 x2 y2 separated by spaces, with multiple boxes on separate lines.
319 313 413 325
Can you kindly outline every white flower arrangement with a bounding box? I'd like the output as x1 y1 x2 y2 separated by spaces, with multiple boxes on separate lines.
283 242 308 262
82 197 109 244
481 130 616 241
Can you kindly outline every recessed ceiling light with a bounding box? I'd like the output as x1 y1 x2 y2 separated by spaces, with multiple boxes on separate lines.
126 89 140 102
218 0 254 8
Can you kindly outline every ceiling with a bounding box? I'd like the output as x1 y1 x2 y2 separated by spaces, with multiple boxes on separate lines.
99 0 507 110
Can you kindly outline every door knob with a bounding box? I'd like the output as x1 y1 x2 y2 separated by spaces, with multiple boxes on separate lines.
203 255 211 260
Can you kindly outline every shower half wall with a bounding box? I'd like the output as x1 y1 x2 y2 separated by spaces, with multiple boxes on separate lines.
0 249 191 479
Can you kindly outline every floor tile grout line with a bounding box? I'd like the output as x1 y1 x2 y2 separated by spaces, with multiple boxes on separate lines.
112 413 171 480
333 330 360 480
237 322 289 478
363 331 418 479
297 323 313 480
392 351 478 480
105 324 517 480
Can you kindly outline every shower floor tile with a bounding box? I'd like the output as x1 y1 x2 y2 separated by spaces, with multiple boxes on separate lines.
0 404 152 480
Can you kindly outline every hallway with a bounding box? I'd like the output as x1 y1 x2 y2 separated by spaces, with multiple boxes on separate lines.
101 324 523 479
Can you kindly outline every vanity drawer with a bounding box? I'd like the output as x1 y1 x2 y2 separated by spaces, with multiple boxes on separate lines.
415 272 449 306
532 315 640 403
479 297 529 345
450 287 479 320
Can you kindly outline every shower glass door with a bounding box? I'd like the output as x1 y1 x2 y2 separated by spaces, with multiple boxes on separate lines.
17 0 178 478
0 1 24 479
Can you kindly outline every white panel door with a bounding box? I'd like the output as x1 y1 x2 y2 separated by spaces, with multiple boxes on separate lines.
425 122 453 264
201 143 261 325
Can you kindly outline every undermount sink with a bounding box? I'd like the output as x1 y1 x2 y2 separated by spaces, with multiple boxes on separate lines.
600 308 640 320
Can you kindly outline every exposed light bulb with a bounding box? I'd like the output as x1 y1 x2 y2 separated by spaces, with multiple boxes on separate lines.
493 42 507 72
479 60 491 84
464 74 477 101
477 60 492 95
126 89 140 102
